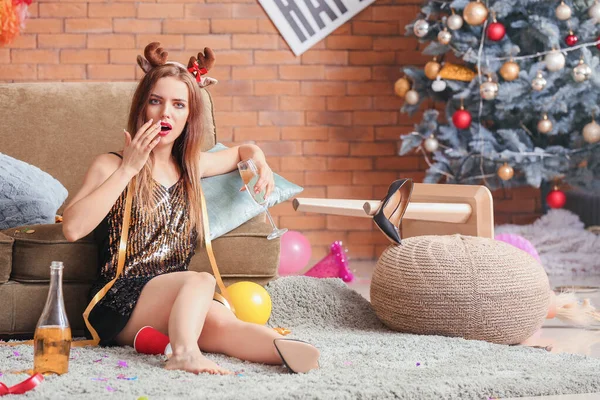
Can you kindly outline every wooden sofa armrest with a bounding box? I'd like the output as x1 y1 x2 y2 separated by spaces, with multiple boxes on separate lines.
292 183 494 239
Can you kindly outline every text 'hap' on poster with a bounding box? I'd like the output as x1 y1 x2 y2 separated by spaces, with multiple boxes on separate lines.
273 0 365 43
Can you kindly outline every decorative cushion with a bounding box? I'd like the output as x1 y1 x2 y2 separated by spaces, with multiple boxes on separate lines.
0 153 68 230
370 235 551 345
202 143 303 239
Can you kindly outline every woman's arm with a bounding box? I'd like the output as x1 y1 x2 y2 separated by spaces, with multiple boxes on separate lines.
62 154 135 242
200 144 274 198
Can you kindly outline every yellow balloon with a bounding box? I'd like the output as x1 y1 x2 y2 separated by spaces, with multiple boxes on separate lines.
226 281 272 325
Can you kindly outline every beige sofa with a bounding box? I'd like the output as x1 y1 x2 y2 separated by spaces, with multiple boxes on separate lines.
0 82 280 338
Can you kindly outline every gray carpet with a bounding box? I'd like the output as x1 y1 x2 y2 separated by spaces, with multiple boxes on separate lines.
2 277 600 399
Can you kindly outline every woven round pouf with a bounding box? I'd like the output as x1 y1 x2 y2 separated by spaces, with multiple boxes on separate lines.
370 235 551 345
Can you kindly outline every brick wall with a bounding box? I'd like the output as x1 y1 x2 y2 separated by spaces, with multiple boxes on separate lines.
1 0 542 260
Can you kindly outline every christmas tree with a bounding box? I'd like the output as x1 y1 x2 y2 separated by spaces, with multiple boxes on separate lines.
397 0 600 208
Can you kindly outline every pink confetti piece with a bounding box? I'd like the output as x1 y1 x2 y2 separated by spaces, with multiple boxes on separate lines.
118 360 128 368
106 386 116 392
0 372 3 377
12 351 20 357
416 362 421 366
343 361 352 366
92 377 108 382
117 374 137 381
93 359 104 363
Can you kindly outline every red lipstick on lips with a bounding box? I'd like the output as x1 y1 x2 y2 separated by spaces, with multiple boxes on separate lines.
159 121 172 136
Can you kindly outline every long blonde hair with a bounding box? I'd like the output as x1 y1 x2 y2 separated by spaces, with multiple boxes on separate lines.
127 63 204 241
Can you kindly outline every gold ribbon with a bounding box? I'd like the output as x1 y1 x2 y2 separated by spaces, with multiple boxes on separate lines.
199 183 235 315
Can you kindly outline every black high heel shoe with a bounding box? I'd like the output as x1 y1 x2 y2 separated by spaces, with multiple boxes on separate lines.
273 339 320 373
372 179 414 245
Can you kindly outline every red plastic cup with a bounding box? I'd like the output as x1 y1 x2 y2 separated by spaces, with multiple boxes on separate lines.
133 326 171 356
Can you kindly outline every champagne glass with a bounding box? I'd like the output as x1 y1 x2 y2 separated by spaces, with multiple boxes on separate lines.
238 159 287 240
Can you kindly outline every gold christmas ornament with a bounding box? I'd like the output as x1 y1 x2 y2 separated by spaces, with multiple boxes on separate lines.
424 136 439 152
463 0 489 26
394 77 411 97
573 59 592 82
537 113 553 134
531 71 547 91
545 50 566 72
438 28 452 45
497 163 514 181
405 89 420 105
555 1 572 20
447 11 464 30
499 60 520 81
583 119 600 144
439 63 477 82
424 59 442 80
479 75 499 100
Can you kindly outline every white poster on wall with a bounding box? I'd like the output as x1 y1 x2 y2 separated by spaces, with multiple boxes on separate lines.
258 0 376 56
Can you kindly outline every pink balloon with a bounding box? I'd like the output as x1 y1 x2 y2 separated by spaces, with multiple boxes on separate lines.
278 230 312 276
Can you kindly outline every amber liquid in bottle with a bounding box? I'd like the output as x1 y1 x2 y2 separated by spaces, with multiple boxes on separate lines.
33 261 71 375
34 326 71 375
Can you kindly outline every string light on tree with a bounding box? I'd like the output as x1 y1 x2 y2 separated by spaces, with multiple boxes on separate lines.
424 135 439 152
463 0 488 26
573 59 592 82
546 186 567 209
537 113 553 134
413 19 430 37
531 71 547 91
447 9 464 30
497 163 514 181
499 59 520 81
555 1 572 20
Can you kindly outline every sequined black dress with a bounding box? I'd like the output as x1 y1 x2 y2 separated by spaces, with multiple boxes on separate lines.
87 152 198 346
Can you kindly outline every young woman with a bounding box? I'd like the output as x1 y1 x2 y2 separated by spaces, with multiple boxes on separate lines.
62 43 320 375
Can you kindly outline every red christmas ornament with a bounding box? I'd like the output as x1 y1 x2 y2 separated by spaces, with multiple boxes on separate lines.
452 109 472 129
546 188 566 209
487 21 506 41
565 33 578 47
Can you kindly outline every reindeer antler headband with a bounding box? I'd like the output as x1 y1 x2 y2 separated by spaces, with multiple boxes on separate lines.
136 42 218 88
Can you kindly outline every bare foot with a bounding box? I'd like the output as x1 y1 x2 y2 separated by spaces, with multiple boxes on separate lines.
165 349 231 375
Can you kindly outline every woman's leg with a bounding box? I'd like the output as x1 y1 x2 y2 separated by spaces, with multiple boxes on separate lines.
114 271 231 375
197 301 283 365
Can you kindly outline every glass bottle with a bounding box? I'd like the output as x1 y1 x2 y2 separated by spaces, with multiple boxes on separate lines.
33 261 71 375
